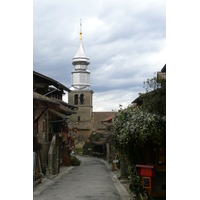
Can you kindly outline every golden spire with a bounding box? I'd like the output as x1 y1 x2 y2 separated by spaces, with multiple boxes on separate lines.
80 18 82 40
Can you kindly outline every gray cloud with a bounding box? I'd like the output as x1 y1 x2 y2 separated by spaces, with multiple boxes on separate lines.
33 0 166 111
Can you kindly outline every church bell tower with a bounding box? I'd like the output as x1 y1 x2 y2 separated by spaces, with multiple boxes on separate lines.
68 19 93 122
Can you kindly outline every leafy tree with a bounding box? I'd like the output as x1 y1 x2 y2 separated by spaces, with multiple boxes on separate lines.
138 73 166 116
113 70 166 198
112 105 166 198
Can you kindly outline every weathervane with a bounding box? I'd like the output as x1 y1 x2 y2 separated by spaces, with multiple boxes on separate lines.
80 18 82 40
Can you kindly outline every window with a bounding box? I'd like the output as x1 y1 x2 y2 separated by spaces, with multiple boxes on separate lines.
80 94 84 105
74 94 78 105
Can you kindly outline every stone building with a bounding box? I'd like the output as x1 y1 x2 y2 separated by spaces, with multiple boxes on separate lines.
68 21 117 155
33 71 78 181
68 19 93 125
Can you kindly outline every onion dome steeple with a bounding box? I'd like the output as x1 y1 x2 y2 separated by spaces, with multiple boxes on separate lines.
71 19 91 90
72 19 90 66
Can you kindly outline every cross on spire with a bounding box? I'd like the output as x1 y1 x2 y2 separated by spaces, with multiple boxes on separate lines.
80 18 82 40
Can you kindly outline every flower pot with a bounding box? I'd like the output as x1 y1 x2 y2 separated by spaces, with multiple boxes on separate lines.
139 193 148 200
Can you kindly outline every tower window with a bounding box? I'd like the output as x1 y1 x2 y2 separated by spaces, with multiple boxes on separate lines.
74 94 78 105
80 94 84 105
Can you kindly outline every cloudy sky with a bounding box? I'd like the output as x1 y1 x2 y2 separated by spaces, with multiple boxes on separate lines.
33 0 166 111
3 2 200 196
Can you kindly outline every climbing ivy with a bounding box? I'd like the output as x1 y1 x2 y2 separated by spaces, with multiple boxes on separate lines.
112 105 166 197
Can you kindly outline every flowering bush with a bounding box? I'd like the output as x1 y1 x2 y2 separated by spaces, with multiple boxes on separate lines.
112 105 166 197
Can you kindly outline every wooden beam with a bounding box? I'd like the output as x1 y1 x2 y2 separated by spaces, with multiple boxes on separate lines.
34 107 48 123
33 83 48 88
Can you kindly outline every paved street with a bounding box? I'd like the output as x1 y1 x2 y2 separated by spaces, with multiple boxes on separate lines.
33 155 130 200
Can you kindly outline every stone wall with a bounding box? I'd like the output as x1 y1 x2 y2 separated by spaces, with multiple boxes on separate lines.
68 90 93 122
36 111 50 168
40 142 50 166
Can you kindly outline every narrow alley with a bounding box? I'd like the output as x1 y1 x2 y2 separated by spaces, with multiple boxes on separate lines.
33 155 130 200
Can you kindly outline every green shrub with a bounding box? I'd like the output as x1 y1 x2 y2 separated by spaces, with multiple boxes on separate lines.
71 156 81 166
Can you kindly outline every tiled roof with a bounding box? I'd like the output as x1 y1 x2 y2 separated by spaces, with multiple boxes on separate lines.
33 91 59 105
48 109 70 119
68 112 117 131
51 98 77 114
33 91 77 115
58 104 77 114
91 112 117 130
101 116 114 122
52 98 78 110
33 71 70 92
